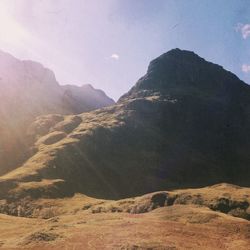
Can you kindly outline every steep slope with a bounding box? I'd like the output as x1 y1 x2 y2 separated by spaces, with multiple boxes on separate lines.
1 49 250 200
0 50 114 174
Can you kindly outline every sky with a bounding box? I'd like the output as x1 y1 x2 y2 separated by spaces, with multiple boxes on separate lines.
0 0 250 100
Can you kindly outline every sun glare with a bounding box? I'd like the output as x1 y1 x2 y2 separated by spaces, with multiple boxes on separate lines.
0 3 30 46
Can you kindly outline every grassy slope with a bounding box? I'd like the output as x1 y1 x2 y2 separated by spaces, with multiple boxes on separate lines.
0 184 249 249
1 97 168 199
1 93 250 200
0 104 124 197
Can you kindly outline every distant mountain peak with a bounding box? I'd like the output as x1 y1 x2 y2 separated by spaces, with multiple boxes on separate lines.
61 84 115 113
81 83 95 89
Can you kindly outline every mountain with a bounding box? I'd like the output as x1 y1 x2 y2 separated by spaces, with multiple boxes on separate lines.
0 50 114 174
61 84 114 113
1 49 250 202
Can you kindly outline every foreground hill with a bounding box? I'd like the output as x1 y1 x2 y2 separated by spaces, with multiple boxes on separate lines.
1 49 250 201
0 50 114 174
0 184 249 249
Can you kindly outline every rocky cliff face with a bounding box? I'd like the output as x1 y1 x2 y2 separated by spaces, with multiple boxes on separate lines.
1 49 250 200
0 50 114 174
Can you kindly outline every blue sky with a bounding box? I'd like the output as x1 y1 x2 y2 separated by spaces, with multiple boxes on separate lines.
0 0 250 100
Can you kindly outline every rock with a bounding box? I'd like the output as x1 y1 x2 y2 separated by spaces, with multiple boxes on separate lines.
22 231 59 245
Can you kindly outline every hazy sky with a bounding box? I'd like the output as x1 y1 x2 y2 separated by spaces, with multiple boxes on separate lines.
0 0 250 100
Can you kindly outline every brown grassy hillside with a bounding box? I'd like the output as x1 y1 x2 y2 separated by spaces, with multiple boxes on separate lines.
0 184 249 249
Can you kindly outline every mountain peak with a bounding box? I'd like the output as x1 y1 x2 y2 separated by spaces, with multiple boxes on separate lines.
148 48 206 68
120 49 244 101
81 83 95 89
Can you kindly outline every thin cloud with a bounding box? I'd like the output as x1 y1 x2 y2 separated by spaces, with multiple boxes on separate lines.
236 23 250 39
110 54 119 60
242 64 250 73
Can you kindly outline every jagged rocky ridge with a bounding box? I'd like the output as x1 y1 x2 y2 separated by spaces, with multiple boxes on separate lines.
0 49 250 201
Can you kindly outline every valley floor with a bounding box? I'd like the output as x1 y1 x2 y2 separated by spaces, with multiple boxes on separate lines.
0 184 249 249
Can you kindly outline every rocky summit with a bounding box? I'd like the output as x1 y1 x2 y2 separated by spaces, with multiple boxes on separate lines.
0 49 250 202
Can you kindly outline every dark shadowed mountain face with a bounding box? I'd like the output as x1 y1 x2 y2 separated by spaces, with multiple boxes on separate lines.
0 50 114 174
117 49 250 188
120 48 247 100
0 49 250 201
